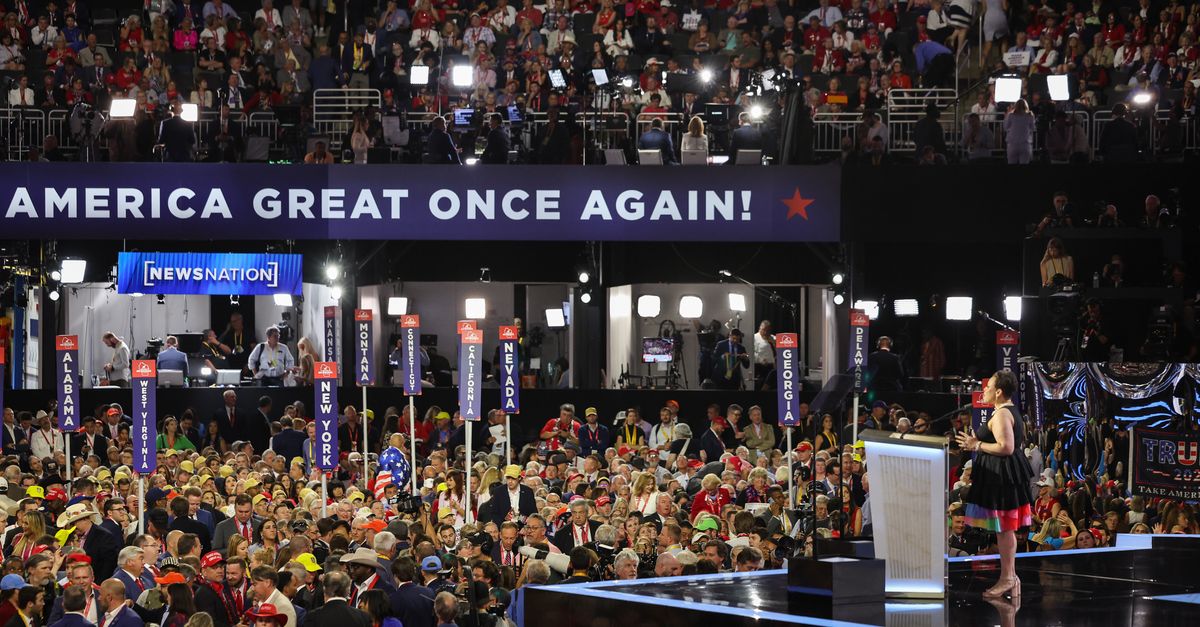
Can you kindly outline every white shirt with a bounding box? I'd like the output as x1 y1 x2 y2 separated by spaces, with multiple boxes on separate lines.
31 428 64 460
753 333 774 365
110 340 132 382
648 421 675 450
249 341 295 378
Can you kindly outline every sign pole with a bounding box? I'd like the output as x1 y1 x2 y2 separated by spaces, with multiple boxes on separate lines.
362 386 369 493
465 426 473 525
852 394 860 451
786 427 794 510
408 397 417 494
321 473 328 519
137 477 145 534
56 335 80 490
504 413 511 465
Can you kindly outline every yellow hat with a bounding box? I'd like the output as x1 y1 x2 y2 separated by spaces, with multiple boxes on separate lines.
438 508 455 519
364 409 375 420
291 457 305 467
244 477 261 490
166 449 180 457
179 461 195 474
436 483 448 493
852 454 863 463
298 488 315 501
295 553 322 572
504 465 521 480
252 494 269 505
584 407 598 416
26 486 45 499
95 468 112 480
114 472 131 483
854 440 866 449
219 465 235 478
435 411 451 421
55 527 76 545
347 490 366 502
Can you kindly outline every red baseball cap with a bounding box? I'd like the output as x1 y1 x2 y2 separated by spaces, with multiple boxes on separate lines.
711 417 729 429
201 551 225 569
688 459 704 469
595 495 611 507
797 441 813 452
46 488 67 502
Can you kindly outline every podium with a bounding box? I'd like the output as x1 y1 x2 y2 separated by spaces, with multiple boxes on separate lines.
860 429 948 598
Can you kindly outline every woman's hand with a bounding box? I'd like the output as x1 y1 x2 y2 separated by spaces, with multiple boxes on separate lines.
956 430 980 452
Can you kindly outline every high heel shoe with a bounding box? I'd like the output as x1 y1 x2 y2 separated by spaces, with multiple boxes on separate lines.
983 577 1020 598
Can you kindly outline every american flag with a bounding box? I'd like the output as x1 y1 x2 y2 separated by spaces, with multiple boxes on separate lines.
374 451 412 499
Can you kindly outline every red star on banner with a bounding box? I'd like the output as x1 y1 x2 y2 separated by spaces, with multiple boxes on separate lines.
782 188 814 221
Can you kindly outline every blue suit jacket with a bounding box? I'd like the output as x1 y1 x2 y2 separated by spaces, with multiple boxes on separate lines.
113 567 156 602
638 128 677 163
103 606 145 627
48 609 99 627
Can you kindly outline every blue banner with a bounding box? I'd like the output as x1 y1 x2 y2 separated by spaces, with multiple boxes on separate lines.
997 330 1020 408
499 326 520 414
354 310 375 386
400 315 421 395
324 307 338 363
0 163 841 242
56 335 80 432
314 362 339 470
117 252 302 295
132 360 157 473
459 328 482 421
776 333 800 426
849 311 869 393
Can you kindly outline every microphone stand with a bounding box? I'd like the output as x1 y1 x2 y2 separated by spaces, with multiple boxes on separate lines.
977 309 1015 332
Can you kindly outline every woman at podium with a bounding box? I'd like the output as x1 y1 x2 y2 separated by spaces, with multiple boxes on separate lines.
956 370 1034 600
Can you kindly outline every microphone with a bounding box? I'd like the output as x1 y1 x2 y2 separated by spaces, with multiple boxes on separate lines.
718 269 733 277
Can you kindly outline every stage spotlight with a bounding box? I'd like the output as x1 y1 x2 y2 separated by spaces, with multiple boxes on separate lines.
1131 91 1153 106
1047 74 1071 102
946 296 973 321
129 292 144 298
854 300 880 320
894 299 920 317
48 289 60 301
578 270 591 284
479 267 492 283
180 103 199 122
580 289 593 304
60 259 87 284
621 76 634 89
545 307 566 328
200 367 213 376
465 157 479 165
637 295 661 318
50 270 61 281
833 293 845 305
679 295 703 319
700 68 714 83
410 64 431 85
1004 296 1023 322
452 65 473 88
831 272 845 286
274 294 294 307
387 297 409 316
728 292 747 312
329 286 342 301
324 263 340 281
994 76 1022 103
108 98 136 118
465 297 486 319
749 105 765 120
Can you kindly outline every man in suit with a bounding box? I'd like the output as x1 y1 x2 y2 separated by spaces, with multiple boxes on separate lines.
2 408 25 456
489 522 524 570
553 500 601 553
424 116 461 164
6 585 45 627
97 579 143 627
213 390 250 453
112 546 155 603
387 557 434 627
272 417 307 466
193 552 232 627
213 494 259 555
479 113 510 164
638 117 676 164
250 396 274 456
72 417 109 461
58 504 119 580
642 492 677 530
867 336 904 392
47 560 103 625
155 336 189 376
756 485 798 536
342 548 396 605
100 498 130 542
729 112 763 164
183 487 216 536
485 465 536 525
168 496 212 554
249 567 297 627
47 587 92 627
301 571 371 627
157 100 195 162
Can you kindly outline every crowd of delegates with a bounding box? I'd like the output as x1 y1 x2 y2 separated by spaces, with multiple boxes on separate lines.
0 0 979 163
0 383 1196 626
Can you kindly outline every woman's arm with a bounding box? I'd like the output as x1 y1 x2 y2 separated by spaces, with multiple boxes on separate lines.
1064 256 1075 280
1040 260 1050 286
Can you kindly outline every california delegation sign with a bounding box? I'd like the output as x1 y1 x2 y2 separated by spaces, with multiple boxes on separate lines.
314 362 340 470
459 328 483 421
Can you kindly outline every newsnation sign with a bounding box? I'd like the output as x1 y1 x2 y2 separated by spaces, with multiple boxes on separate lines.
117 252 303 295
0 163 840 241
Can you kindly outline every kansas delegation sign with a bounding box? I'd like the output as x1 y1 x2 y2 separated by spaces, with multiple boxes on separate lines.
0 163 840 242
117 252 302 295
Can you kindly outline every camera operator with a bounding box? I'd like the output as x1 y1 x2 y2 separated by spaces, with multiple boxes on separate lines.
583 524 618 580
561 546 596 584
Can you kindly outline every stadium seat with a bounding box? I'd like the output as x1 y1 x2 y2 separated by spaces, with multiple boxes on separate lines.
637 149 663 165
603 149 626 165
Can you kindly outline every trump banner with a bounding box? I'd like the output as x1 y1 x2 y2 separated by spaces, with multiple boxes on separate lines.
314 362 340 470
132 360 157 473
459 328 483 421
354 309 374 386
499 326 520 414
323 306 338 363
1132 427 1199 501
0 163 841 242
56 335 80 432
117 252 303 295
776 333 800 426
849 310 870 393
400 315 421 395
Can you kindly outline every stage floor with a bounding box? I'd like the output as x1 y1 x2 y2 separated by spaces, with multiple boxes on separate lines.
526 535 1200 626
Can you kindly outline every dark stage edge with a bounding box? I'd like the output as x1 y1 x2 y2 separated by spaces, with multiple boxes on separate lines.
525 535 1200 626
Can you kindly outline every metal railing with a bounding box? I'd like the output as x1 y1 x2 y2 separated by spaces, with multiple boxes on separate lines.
312 88 381 138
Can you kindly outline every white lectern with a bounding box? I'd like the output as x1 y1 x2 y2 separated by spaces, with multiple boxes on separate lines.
860 429 947 598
